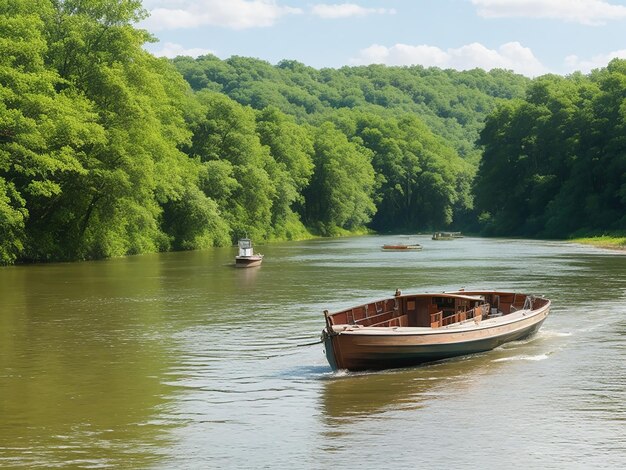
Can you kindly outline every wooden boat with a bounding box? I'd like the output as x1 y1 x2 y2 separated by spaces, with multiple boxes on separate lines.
381 243 423 251
321 289 550 371
432 231 462 240
235 238 263 268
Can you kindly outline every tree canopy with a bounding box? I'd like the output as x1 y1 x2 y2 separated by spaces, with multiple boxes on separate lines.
172 55 529 161
1 0 200 262
474 60 626 237
3 0 625 266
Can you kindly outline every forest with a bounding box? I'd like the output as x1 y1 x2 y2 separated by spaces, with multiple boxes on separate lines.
1 0 626 265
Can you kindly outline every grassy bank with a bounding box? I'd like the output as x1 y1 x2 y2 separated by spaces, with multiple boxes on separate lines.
570 235 626 250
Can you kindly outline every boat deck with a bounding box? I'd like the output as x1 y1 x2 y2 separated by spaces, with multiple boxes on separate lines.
325 291 549 334
330 308 533 335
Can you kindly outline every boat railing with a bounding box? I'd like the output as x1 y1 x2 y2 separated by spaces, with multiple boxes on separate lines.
431 304 488 328
355 309 408 328
495 293 527 314
330 298 402 327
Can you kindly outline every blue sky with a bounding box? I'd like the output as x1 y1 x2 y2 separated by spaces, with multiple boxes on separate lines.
140 0 626 77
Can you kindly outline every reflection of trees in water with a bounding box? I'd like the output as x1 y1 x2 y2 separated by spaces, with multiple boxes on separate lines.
0 257 183 468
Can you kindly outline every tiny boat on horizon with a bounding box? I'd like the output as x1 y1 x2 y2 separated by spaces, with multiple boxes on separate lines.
321 289 550 371
235 238 263 268
381 243 423 251
432 231 463 240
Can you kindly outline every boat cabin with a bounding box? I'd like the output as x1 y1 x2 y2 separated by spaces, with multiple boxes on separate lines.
238 238 254 257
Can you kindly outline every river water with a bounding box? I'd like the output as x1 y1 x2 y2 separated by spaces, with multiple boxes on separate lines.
1 236 625 469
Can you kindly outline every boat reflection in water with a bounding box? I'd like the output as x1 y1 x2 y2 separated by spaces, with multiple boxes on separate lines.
322 289 550 371
319 354 504 423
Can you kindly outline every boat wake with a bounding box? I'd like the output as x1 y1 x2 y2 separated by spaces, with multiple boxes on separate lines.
496 329 570 349
329 369 353 379
492 353 550 363
538 330 572 338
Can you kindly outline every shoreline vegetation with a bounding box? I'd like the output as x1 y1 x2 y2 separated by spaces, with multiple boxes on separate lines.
2 231 624 267
2 2 626 266
570 236 626 251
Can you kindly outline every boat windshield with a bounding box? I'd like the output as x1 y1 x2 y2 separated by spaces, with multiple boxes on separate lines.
238 239 252 249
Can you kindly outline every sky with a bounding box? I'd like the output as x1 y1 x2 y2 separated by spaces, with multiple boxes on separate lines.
139 0 626 77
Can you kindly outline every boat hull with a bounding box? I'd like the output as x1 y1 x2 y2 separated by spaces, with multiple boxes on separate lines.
381 245 422 251
323 301 549 371
235 256 263 268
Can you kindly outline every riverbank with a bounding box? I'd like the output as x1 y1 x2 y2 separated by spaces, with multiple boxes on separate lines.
570 235 626 250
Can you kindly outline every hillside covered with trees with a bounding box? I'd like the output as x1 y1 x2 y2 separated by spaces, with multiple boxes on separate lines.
1 0 625 265
172 55 529 160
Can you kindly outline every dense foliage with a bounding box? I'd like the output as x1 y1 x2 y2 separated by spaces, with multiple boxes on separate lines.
2 0 314 264
172 55 529 161
1 0 200 263
474 60 626 237
171 54 530 235
2 0 624 266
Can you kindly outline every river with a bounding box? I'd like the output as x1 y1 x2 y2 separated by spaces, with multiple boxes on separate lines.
1 236 625 469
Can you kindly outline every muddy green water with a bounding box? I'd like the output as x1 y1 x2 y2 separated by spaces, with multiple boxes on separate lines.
1 236 625 468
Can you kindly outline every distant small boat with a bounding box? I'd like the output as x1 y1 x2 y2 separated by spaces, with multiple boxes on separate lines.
321 289 550 371
432 231 463 240
381 243 423 251
235 238 263 268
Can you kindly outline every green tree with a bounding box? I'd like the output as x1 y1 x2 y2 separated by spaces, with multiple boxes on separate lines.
0 0 106 262
255 107 314 237
474 64 626 238
326 110 472 231
0 0 206 262
186 91 276 241
304 122 376 234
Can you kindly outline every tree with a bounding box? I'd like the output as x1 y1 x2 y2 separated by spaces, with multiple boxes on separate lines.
0 0 105 262
0 0 204 262
303 122 376 234
255 107 314 237
186 91 276 241
324 110 472 231
474 64 626 238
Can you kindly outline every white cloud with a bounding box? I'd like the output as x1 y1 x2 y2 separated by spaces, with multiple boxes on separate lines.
471 0 626 25
565 49 626 73
311 3 396 19
141 0 302 31
350 41 549 77
150 42 214 59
